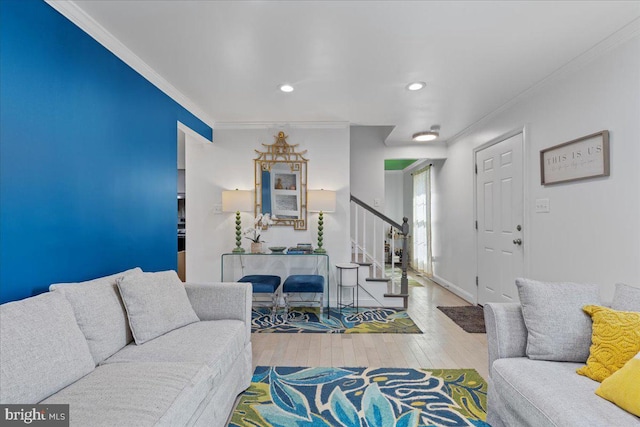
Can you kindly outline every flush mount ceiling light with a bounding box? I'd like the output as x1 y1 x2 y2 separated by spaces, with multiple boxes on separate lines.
412 125 440 142
279 84 294 93
406 81 426 91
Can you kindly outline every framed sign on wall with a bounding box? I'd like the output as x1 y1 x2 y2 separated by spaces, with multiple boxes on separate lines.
540 130 610 185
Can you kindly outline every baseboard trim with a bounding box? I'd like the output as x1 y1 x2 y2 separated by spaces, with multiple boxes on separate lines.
431 275 476 305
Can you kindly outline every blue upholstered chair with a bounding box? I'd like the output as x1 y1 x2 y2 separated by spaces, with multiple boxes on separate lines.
238 275 281 321
282 275 324 321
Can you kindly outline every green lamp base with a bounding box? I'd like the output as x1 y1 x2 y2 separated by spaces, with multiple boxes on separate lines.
314 210 327 254
232 210 245 254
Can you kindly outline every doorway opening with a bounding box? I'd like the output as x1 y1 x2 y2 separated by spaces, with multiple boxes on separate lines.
177 130 186 281
383 159 433 281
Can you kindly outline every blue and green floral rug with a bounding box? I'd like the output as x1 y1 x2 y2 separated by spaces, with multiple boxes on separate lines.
252 307 422 334
229 366 488 427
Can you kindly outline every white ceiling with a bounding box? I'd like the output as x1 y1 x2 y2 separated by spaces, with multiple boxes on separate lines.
71 1 640 145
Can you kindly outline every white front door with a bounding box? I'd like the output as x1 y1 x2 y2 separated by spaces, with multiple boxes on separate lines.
476 132 524 304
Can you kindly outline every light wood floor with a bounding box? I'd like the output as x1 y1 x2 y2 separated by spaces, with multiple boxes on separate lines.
251 273 489 379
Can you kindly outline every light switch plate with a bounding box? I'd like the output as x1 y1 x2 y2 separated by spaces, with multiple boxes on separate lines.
374 198 381 207
213 204 222 214
535 198 550 213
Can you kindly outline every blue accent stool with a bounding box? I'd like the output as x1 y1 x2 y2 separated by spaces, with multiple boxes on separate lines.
283 275 324 293
239 275 282 321
282 275 325 321
238 275 281 293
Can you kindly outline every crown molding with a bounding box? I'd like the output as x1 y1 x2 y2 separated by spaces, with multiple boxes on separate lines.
213 121 350 130
45 0 214 128
177 121 212 143
446 17 640 145
404 158 434 173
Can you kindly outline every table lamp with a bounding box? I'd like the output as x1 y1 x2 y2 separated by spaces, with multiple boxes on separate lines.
307 189 336 254
222 189 253 253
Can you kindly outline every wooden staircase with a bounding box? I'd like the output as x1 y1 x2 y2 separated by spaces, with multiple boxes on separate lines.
350 195 410 308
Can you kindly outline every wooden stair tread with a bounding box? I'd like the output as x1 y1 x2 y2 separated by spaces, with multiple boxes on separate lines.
383 293 409 298
365 277 391 282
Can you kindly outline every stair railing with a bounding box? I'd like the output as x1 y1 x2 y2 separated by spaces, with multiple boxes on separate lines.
350 195 410 298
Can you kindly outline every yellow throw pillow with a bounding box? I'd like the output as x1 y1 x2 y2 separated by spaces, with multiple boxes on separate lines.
576 305 640 382
595 351 640 417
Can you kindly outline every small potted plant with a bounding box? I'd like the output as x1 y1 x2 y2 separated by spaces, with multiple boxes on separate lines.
243 213 274 253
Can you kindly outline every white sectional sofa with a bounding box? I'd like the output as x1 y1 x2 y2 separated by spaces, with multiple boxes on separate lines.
484 281 640 427
0 268 252 427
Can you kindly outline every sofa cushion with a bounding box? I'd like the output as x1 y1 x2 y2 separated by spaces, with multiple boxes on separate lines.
103 320 246 387
41 362 213 427
0 292 95 404
596 350 640 417
612 283 640 312
492 358 640 426
50 267 142 364
117 271 199 344
516 278 600 362
577 305 640 382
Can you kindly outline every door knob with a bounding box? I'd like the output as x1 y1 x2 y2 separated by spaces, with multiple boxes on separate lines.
513 238 522 245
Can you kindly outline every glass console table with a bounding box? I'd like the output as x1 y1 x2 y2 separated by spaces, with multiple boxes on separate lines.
221 253 331 314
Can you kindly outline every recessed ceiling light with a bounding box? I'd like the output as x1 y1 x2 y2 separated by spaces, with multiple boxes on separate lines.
412 125 440 142
279 84 294 93
406 82 426 91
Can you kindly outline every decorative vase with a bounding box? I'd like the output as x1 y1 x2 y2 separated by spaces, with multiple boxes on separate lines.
251 242 263 254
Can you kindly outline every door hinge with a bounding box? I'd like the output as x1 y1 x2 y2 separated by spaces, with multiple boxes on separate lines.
475 220 478 230
475 163 478 174
476 276 479 287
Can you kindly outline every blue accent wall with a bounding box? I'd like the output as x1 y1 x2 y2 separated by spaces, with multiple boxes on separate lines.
0 0 213 303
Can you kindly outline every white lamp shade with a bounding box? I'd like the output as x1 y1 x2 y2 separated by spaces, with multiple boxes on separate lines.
307 189 336 213
222 190 252 212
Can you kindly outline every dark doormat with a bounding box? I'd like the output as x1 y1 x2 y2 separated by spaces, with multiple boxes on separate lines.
437 305 486 333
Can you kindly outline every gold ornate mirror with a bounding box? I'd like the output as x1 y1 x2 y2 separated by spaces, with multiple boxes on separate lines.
254 132 308 230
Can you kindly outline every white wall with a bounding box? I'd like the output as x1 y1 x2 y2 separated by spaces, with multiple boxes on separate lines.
384 171 404 223
434 35 640 302
350 126 391 210
184 130 217 282
186 123 351 304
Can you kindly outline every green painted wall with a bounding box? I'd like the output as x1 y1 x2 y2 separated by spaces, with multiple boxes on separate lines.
384 159 417 170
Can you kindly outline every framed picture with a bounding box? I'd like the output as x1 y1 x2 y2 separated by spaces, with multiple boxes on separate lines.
540 130 609 185
273 172 297 190
273 193 299 219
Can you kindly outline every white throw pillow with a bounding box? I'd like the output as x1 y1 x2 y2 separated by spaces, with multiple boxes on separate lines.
611 283 640 312
516 278 600 362
50 267 142 364
117 271 199 345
